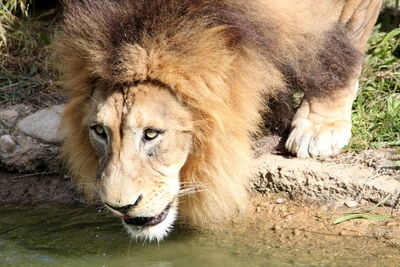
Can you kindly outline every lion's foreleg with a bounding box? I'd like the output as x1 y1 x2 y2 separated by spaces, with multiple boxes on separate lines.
285 0 382 158
286 79 359 158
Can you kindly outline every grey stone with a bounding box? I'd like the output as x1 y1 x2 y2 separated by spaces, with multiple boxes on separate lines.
376 159 396 169
344 200 358 208
0 109 19 124
275 198 285 204
12 104 33 117
0 135 16 153
17 105 65 144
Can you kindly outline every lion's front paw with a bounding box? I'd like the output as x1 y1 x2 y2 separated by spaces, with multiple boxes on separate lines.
285 118 352 158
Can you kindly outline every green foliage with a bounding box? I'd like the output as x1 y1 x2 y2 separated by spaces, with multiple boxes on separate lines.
350 26 400 150
332 214 391 225
331 194 392 225
0 1 58 51
0 0 31 48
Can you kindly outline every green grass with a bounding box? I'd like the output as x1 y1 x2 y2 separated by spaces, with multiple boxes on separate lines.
351 26 400 150
0 0 30 48
327 194 392 225
349 0 400 151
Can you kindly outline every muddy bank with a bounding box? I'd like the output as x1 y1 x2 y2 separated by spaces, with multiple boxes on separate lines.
252 136 400 208
0 128 399 208
1 146 399 208
226 193 400 261
0 172 82 204
1 200 398 266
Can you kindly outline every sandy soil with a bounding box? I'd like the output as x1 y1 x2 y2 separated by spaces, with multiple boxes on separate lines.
225 193 400 261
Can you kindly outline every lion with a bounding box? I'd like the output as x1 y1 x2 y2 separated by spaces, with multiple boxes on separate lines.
56 0 382 241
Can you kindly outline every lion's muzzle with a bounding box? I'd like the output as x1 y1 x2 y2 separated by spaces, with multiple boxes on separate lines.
105 196 172 227
123 203 172 227
105 194 143 215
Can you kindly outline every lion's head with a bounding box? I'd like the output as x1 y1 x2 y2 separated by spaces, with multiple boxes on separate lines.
82 82 193 240
57 0 284 241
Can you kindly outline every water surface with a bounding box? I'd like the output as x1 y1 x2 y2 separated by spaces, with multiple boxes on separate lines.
0 204 397 266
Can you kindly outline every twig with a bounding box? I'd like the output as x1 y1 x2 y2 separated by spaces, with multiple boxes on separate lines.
7 171 58 179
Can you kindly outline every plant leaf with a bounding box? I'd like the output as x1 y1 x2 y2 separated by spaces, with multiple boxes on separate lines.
332 214 391 225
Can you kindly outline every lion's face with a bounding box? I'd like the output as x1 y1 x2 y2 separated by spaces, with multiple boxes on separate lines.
85 82 193 241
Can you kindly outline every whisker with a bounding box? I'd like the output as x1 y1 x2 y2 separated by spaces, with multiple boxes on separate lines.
74 182 101 194
88 95 100 106
179 185 208 193
178 190 207 197
179 181 203 185
179 181 207 188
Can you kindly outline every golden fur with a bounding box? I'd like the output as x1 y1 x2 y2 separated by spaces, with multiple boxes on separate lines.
56 0 382 236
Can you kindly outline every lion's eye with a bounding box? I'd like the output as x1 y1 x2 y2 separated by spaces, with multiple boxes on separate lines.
143 128 161 141
91 124 107 140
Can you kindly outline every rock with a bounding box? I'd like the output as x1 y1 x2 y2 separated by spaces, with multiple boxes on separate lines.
0 135 17 153
253 135 282 158
376 159 396 169
344 200 358 208
0 109 19 124
0 135 61 173
17 105 65 144
276 198 285 204
253 153 400 208
12 104 33 117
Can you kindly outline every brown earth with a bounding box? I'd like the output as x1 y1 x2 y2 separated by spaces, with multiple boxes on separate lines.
253 136 400 207
223 193 400 265
0 171 82 204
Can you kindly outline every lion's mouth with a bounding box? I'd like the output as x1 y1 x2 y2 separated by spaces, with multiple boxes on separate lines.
123 203 171 227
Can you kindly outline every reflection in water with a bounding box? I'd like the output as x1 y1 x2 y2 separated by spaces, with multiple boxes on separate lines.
0 204 397 267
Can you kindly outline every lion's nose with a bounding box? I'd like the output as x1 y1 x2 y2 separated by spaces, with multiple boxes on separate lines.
105 194 143 215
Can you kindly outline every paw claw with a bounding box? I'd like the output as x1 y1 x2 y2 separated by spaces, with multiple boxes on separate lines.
286 119 351 158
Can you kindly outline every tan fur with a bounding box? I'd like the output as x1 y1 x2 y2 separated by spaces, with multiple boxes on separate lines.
56 0 382 231
285 0 382 158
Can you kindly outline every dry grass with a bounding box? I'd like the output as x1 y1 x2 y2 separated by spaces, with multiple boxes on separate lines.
0 1 64 109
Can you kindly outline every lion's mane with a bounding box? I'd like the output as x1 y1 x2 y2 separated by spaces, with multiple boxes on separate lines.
56 0 360 226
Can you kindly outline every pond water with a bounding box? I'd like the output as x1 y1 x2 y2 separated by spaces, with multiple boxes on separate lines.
0 204 398 267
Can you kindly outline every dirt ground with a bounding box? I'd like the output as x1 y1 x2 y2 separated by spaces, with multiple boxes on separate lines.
0 171 82 204
224 193 400 262
254 135 400 174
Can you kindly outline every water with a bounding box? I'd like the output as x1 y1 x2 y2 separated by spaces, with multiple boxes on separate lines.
0 204 398 267
0 204 283 267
